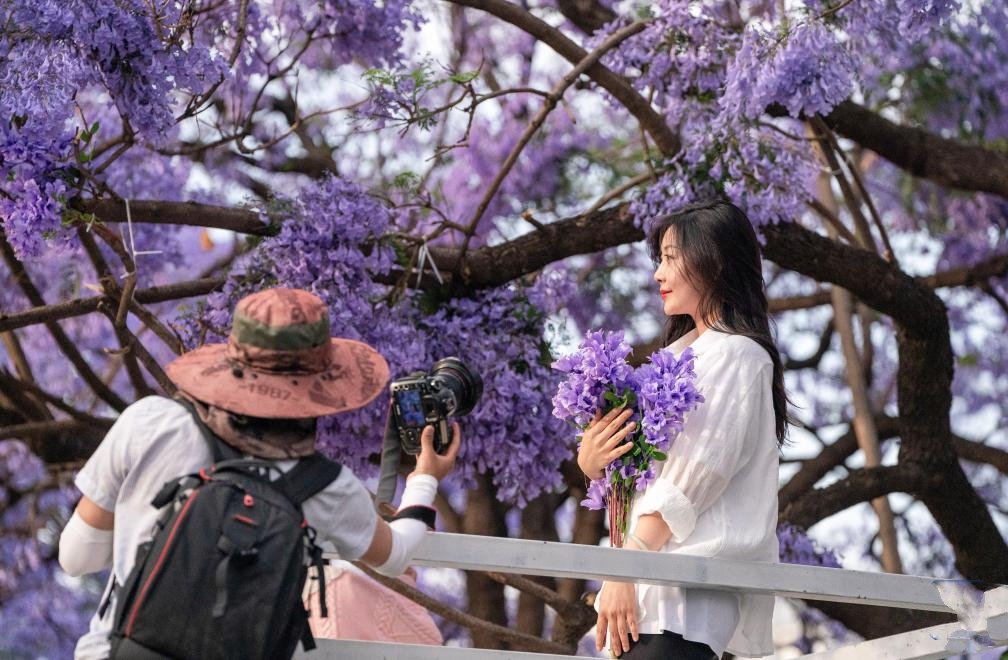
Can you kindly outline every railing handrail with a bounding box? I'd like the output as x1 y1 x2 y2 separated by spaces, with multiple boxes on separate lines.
312 533 1008 659
324 532 953 612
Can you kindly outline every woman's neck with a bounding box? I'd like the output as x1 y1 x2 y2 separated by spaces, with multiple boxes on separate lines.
692 315 711 335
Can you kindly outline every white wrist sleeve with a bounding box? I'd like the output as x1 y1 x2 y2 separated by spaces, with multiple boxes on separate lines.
374 474 438 577
59 511 114 577
398 473 438 508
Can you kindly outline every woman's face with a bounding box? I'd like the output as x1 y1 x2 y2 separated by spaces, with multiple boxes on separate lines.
653 228 704 322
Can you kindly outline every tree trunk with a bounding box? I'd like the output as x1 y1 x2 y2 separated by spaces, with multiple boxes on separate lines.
462 472 510 648
512 492 563 649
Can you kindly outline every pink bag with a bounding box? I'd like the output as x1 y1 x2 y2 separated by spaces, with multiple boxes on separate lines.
305 562 443 645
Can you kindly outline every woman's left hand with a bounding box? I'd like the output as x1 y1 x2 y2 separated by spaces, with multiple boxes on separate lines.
595 580 639 657
578 407 636 480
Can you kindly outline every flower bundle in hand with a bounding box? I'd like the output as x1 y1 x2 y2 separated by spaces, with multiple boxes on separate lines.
552 330 703 548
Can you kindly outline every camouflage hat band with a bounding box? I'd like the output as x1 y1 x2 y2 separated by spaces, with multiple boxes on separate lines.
231 310 330 351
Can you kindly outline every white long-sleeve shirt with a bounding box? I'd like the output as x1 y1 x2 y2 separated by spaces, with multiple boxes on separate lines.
612 328 780 658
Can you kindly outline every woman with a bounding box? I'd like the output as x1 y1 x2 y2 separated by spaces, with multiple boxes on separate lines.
578 199 788 659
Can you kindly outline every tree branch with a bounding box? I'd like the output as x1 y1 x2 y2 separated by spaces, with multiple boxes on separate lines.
953 435 1008 477
781 465 927 530
762 220 1008 583
455 19 648 265
353 562 571 655
0 277 225 333
0 230 129 411
77 199 276 236
778 416 901 510
824 100 1008 199
445 0 679 155
781 320 834 370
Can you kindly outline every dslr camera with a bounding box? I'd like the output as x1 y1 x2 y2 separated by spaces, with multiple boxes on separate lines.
389 357 483 454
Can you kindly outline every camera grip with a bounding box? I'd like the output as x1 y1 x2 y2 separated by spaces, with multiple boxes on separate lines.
434 418 452 454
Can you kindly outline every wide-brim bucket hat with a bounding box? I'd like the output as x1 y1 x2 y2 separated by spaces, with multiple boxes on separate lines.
165 288 389 418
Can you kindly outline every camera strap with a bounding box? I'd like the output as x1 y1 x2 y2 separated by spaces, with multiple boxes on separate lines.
375 406 402 507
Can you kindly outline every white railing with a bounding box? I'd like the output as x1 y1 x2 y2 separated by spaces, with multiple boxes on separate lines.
295 533 1008 660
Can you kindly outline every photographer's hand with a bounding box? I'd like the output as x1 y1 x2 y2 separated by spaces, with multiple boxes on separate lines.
578 407 636 480
412 422 461 481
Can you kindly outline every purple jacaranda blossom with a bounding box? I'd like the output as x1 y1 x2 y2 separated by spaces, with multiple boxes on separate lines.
552 330 635 427
172 175 574 506
553 330 703 543
777 522 842 568
581 478 608 511
636 346 704 455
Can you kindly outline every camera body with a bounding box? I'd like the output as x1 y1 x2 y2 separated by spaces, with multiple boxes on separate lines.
389 357 483 455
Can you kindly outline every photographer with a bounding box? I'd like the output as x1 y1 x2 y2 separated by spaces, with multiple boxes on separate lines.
58 287 461 660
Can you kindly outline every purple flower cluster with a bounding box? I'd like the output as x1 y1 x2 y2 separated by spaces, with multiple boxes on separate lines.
0 440 48 494
552 330 703 518
635 346 703 453
723 22 855 120
552 330 636 428
315 0 424 68
416 283 572 506
174 176 575 505
0 441 96 657
777 522 842 568
0 108 75 257
7 1 224 140
0 0 225 258
588 3 739 120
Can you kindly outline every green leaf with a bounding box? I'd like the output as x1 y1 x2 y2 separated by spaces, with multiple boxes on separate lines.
958 353 979 367
392 171 420 190
449 70 479 84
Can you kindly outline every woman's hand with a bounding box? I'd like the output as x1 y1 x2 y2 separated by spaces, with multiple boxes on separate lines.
577 407 636 480
596 580 639 657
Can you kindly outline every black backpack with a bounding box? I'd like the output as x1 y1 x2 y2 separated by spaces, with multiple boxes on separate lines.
107 406 343 660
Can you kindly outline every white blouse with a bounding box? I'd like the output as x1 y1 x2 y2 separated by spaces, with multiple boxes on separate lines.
604 328 780 658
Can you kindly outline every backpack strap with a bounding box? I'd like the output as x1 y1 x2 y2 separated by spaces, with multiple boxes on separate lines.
275 454 343 505
175 395 342 503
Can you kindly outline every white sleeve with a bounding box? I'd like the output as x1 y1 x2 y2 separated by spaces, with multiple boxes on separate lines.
59 511 113 577
635 352 773 543
373 474 437 577
74 396 167 510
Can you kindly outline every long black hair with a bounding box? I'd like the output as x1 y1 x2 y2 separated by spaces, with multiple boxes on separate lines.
647 199 791 445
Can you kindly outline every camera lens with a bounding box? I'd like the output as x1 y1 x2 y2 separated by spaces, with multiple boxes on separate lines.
429 357 483 417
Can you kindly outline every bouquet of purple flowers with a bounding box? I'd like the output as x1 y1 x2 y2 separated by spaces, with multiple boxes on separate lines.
552 330 703 548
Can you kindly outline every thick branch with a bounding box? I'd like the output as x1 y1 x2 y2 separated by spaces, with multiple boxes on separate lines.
953 435 1008 476
780 465 926 530
763 221 1008 583
78 199 275 236
778 416 900 510
423 204 641 288
825 100 1008 199
0 418 109 463
760 222 946 333
556 0 616 34
0 277 225 333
